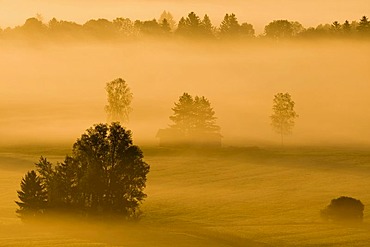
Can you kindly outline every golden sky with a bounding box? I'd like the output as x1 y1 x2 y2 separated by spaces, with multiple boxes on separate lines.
0 0 369 32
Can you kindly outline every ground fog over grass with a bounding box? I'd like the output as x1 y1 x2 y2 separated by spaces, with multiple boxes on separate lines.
1 145 370 246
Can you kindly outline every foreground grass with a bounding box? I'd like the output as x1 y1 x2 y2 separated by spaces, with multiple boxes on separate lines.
1 145 370 246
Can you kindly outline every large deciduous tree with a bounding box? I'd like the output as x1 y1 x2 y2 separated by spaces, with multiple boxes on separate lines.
270 93 298 146
264 20 303 39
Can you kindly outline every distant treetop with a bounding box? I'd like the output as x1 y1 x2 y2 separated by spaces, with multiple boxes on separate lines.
1 13 370 42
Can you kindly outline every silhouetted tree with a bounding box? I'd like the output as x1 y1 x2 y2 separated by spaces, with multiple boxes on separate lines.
160 19 171 34
321 196 364 222
15 170 47 220
357 16 370 35
113 18 138 38
342 20 352 34
170 93 220 135
270 93 298 146
159 11 176 31
134 19 162 36
17 123 149 219
176 12 203 37
83 19 118 39
201 14 215 37
11 17 48 39
331 21 341 32
219 13 240 37
35 157 56 205
240 22 255 38
265 20 303 39
35 156 77 208
105 78 133 123
170 93 195 134
22 17 47 33
176 17 187 34
48 18 83 40
315 23 332 37
193 96 220 133
291 21 305 36
71 123 149 216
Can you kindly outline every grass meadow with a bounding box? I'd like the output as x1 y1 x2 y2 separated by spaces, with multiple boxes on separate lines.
1 144 370 246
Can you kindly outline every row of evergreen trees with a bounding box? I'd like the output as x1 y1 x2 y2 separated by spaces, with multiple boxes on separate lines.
1 11 370 41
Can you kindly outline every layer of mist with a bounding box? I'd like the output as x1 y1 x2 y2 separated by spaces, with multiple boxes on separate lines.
1 40 369 147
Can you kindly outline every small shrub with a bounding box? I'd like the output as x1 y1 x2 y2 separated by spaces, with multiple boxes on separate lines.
321 196 364 222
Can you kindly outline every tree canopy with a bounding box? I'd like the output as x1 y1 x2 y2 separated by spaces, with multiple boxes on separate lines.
170 93 220 135
15 171 47 220
105 78 133 124
219 13 255 38
16 123 150 220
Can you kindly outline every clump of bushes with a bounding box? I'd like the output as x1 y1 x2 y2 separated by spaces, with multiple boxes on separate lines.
321 196 364 222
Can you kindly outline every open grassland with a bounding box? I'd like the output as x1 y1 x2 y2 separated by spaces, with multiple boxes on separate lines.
1 145 370 246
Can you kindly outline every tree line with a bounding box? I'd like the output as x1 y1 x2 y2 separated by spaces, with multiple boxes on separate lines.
1 11 370 41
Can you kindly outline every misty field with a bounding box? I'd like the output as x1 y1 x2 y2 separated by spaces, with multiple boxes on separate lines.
1 40 370 147
1 38 370 246
1 145 370 246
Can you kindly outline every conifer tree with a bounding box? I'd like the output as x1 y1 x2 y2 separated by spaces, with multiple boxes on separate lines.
16 171 47 219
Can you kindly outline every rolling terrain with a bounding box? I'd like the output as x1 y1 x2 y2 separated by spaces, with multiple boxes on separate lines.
1 145 370 246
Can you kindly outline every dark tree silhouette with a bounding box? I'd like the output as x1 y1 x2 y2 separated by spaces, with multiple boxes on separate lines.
22 17 47 33
264 20 304 39
176 12 204 37
169 93 195 134
270 93 298 146
16 123 150 219
158 93 221 146
219 13 240 37
201 14 215 37
357 16 370 35
70 123 149 216
15 170 47 220
159 11 176 31
83 19 117 39
169 93 220 135
240 22 255 37
105 78 133 123
113 18 138 38
134 19 162 36
48 18 83 40
342 20 352 34
321 196 364 222
160 19 171 34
